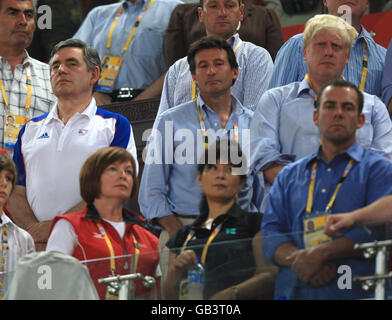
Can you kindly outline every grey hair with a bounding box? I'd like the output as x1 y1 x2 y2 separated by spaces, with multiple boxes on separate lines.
49 38 102 92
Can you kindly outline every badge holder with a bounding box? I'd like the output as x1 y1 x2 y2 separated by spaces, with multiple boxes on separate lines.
97 55 124 93
303 212 332 249
4 113 29 149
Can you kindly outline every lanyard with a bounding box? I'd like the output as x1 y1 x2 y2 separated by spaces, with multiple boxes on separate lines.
106 0 156 55
359 39 368 92
180 218 227 266
95 221 140 275
0 65 31 110
130 233 139 274
306 158 355 214
0 225 8 299
305 73 317 102
191 39 243 100
196 99 238 149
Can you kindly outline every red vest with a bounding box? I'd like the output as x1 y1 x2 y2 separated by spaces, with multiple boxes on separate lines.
52 206 159 299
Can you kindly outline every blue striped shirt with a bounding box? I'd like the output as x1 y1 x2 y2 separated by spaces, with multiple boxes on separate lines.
73 0 182 91
381 39 392 107
249 78 392 212
157 33 273 115
269 27 386 97
139 95 255 221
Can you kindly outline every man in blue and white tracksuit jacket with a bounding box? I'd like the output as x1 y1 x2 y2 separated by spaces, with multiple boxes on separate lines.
8 39 137 250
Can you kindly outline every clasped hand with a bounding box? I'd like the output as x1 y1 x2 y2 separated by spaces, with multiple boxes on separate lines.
286 248 336 287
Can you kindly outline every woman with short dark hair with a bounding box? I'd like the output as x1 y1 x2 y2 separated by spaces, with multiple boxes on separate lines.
163 140 276 300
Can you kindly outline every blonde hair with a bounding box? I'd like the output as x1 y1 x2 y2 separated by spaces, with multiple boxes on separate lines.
303 14 358 50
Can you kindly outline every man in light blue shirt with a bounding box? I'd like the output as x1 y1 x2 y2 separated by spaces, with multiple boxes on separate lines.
139 37 255 280
250 14 392 211
73 0 182 105
381 39 392 116
269 0 386 97
262 79 392 300
157 0 273 115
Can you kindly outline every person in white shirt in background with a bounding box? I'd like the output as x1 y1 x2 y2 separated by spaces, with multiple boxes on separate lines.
0 150 34 297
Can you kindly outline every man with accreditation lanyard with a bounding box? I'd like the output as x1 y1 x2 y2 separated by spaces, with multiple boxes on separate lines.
157 0 273 115
73 0 181 105
262 79 392 300
249 14 392 212
0 0 55 155
269 0 386 98
139 36 255 281
7 39 138 251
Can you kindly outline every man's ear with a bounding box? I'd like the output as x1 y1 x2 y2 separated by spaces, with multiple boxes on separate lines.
90 66 100 86
357 113 365 129
232 67 239 81
191 72 198 86
198 6 204 23
303 46 308 63
239 3 244 22
197 172 202 187
313 108 320 127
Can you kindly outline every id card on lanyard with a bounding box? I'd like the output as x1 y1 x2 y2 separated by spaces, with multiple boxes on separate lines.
0 65 31 149
97 0 156 93
178 218 227 300
303 158 355 249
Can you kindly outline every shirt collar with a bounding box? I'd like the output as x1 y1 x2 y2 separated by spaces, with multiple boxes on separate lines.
198 94 245 117
123 0 146 9
227 33 240 48
357 26 373 43
306 141 363 167
0 50 32 69
46 97 97 123
0 211 13 227
297 77 315 98
84 204 148 227
192 202 243 228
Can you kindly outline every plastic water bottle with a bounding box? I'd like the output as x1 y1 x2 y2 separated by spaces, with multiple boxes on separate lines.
186 258 205 300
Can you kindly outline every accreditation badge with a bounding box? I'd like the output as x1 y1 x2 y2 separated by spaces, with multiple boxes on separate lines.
178 278 189 300
4 113 29 149
97 55 124 93
303 213 332 249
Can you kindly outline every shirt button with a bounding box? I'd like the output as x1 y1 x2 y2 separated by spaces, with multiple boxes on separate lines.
321 189 327 193
214 122 218 127
327 168 332 172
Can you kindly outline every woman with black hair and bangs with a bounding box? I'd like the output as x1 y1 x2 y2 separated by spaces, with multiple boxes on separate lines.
163 139 277 300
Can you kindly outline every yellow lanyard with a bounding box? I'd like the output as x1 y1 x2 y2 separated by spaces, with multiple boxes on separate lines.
0 65 31 110
0 225 8 299
96 221 116 273
106 0 156 55
359 39 368 92
305 73 317 102
180 218 227 266
95 221 140 275
306 158 355 214
196 99 238 149
191 39 243 100
130 232 139 274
